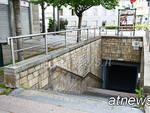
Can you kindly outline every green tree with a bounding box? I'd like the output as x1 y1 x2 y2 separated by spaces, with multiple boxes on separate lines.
66 0 119 42
31 0 119 42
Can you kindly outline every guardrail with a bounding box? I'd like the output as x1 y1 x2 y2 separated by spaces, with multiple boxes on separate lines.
8 27 102 66
7 26 147 66
146 27 150 51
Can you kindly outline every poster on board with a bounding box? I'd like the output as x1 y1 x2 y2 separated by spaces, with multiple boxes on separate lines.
118 9 136 30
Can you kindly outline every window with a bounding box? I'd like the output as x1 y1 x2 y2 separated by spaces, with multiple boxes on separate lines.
59 9 63 16
71 9 75 16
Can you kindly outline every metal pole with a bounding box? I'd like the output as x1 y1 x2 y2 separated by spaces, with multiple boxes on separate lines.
65 31 67 47
148 1 150 27
10 39 15 66
45 34 48 55
99 27 101 37
87 29 89 40
94 28 96 38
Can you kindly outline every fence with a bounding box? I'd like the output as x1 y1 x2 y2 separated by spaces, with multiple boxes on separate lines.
7 26 148 66
7 27 102 66
146 27 150 51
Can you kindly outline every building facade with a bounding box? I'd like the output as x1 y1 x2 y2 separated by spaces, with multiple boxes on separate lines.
133 0 149 24
39 0 135 31
0 0 40 43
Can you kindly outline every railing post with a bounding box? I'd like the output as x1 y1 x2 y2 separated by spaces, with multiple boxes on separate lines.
148 29 150 52
115 27 117 35
10 38 15 66
65 31 67 47
99 27 101 37
87 29 89 40
94 28 96 38
45 34 48 55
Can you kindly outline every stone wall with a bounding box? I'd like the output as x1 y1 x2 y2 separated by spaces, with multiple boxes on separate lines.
49 66 86 94
101 36 143 63
49 66 101 94
4 37 102 90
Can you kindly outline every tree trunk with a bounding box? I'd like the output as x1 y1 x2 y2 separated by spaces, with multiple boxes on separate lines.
57 7 60 31
41 2 46 33
53 6 56 32
77 15 82 42
13 0 24 61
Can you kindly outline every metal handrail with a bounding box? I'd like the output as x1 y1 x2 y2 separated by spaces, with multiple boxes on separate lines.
7 28 97 40
146 27 150 51
7 26 147 66
8 27 101 66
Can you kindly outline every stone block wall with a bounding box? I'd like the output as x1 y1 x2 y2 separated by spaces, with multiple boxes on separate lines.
49 66 101 94
85 74 101 88
101 36 143 63
49 66 87 94
4 37 102 90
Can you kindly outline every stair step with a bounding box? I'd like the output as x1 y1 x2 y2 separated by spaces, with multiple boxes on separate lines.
86 87 138 98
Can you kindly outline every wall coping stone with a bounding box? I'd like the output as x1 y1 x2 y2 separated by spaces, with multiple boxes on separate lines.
3 37 101 74
51 65 102 81
101 35 143 39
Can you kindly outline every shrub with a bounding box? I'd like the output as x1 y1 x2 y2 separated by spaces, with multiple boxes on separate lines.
60 18 68 30
105 26 116 30
48 18 68 32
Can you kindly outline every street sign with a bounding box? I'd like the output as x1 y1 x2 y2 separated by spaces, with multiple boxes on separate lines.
118 9 136 30
131 0 136 3
118 9 136 35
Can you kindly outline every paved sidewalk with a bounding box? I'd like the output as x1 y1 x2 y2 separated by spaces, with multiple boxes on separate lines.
0 95 87 113
9 89 143 113
0 109 10 113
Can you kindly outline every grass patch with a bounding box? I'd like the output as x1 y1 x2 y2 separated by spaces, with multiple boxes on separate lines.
0 69 4 75
4 47 64 66
0 83 6 88
21 85 31 90
57 104 62 107
4 59 18 66
40 90 47 92
0 88 14 95
24 47 64 60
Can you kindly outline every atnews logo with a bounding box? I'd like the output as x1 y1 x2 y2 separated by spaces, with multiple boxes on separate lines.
108 96 150 106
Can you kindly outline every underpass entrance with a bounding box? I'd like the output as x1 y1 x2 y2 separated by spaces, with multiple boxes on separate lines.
102 60 140 93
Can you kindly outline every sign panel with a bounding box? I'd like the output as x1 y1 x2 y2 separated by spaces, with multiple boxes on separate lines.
0 0 8 4
131 0 136 3
118 9 136 31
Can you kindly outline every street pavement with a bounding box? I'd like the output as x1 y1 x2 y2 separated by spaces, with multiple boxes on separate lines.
0 88 143 113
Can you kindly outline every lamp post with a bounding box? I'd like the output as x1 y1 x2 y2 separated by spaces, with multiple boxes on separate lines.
147 0 150 26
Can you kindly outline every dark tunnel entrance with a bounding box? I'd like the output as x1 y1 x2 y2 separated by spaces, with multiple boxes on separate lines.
102 61 140 93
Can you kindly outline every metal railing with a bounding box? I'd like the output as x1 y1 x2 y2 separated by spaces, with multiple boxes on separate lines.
8 27 102 66
146 27 150 51
7 25 148 66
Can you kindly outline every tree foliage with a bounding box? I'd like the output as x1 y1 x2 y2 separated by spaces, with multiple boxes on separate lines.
31 0 119 42
31 0 119 11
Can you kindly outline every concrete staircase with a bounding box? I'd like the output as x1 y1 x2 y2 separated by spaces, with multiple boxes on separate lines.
85 87 138 98
1 88 142 113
